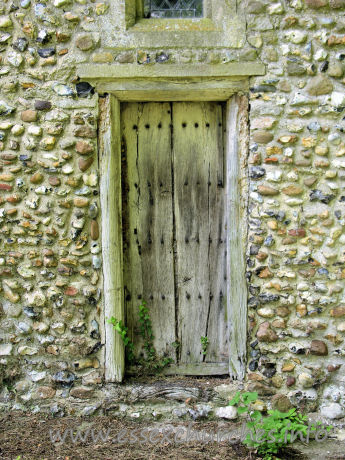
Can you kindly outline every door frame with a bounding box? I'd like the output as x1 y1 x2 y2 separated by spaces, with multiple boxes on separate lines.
92 67 261 382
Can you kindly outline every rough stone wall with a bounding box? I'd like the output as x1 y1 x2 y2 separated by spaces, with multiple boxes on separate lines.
0 0 104 412
0 0 344 419
246 0 345 420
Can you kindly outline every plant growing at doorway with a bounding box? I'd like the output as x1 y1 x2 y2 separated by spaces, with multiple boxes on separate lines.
172 341 180 350
107 317 135 363
137 300 173 371
138 300 155 363
200 336 209 356
108 300 173 373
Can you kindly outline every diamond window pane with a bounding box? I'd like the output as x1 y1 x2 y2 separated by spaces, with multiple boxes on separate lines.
144 0 203 18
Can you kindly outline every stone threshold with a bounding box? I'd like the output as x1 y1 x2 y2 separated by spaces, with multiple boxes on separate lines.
0 379 243 419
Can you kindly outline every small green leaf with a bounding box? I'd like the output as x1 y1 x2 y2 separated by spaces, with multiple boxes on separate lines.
251 410 263 422
237 406 249 414
229 391 241 406
242 391 258 404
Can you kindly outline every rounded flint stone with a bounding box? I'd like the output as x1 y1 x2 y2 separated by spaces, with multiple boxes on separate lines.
13 37 28 52
76 81 94 98
35 100 52 111
37 47 55 58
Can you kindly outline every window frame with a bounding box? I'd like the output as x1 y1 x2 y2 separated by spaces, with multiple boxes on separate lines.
118 0 245 49
127 0 212 26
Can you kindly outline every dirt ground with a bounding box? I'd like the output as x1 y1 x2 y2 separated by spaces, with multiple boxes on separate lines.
0 412 251 460
0 411 309 460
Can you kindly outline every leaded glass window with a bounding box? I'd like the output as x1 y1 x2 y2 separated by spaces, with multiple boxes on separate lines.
144 0 203 18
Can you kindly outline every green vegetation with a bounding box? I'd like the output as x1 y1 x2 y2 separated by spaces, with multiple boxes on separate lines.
138 300 155 363
229 391 333 460
108 300 173 373
107 318 135 363
200 336 209 355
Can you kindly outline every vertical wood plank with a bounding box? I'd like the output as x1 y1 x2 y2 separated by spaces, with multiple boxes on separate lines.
203 103 228 363
121 102 142 356
173 102 227 364
101 95 125 382
122 102 176 360
226 95 248 380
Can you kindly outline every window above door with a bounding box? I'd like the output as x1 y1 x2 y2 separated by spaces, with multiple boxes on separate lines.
144 0 203 18
135 0 208 23
97 0 246 49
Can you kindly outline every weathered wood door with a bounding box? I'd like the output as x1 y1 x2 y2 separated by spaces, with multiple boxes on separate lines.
121 102 228 375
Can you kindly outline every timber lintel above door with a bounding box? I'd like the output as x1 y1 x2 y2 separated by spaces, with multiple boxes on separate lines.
77 63 266 101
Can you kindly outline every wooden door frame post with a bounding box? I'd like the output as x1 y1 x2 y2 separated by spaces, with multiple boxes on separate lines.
99 96 125 382
226 95 249 380
91 64 264 382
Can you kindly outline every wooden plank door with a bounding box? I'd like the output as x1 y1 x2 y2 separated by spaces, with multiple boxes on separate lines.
121 101 228 375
